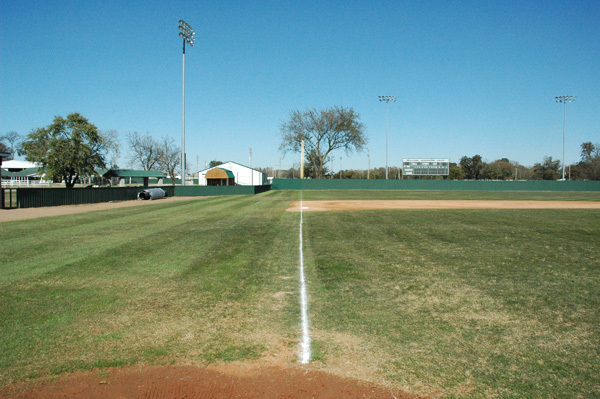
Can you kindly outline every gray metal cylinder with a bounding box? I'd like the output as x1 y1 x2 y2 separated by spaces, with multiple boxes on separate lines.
138 188 166 200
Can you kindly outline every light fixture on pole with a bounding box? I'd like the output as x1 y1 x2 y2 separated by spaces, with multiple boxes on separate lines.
179 19 194 186
555 95 576 181
379 95 396 179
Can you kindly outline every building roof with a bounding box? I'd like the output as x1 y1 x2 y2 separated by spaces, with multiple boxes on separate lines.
1 159 38 170
102 169 166 178
1 167 42 178
205 168 235 179
199 161 262 174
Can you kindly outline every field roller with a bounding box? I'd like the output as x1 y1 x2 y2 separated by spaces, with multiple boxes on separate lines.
137 188 167 200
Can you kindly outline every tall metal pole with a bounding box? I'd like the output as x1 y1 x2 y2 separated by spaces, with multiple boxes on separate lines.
562 100 566 180
181 43 186 185
555 95 576 181
179 20 194 186
367 148 371 179
379 95 396 180
385 102 389 179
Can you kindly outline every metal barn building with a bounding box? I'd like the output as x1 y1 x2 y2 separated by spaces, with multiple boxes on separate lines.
198 162 266 186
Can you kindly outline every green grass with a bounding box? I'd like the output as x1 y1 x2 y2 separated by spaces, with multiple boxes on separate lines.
1 189 599 398
300 197 600 398
1 192 302 384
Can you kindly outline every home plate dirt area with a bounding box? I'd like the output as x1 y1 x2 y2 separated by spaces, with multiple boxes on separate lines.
286 200 600 212
2 364 418 399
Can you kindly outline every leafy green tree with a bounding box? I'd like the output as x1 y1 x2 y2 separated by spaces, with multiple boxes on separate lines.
208 160 223 168
449 163 464 179
280 106 366 179
575 142 600 180
481 159 514 180
532 156 561 180
459 155 483 179
21 113 111 188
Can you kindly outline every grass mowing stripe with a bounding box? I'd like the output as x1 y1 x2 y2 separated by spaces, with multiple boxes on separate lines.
0 194 300 384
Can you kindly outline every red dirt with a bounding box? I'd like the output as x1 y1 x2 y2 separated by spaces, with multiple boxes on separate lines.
0 364 419 399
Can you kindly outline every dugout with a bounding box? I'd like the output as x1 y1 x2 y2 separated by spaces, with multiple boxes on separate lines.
205 168 235 186
103 169 166 187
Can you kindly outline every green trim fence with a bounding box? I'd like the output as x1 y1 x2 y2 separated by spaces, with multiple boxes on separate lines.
5 179 600 209
8 185 272 209
271 178 600 191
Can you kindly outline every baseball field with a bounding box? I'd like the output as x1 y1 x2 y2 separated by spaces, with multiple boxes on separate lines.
1 189 599 398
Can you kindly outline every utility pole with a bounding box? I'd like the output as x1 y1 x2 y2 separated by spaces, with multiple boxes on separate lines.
555 95 576 181
178 19 195 186
379 95 396 179
367 148 371 179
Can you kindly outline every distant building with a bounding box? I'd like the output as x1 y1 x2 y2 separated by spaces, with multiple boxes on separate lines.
198 162 267 186
1 160 49 186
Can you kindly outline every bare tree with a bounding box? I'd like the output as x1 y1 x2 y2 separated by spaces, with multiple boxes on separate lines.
156 136 180 184
280 106 366 179
100 129 120 168
0 131 22 159
127 132 159 170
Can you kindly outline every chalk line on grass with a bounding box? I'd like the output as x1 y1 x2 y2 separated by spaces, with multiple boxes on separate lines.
299 195 311 364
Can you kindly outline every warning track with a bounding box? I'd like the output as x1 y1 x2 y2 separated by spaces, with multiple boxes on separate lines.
287 200 600 212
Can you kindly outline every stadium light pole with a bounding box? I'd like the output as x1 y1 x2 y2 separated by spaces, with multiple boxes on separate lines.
555 95 576 181
379 95 396 179
179 19 195 186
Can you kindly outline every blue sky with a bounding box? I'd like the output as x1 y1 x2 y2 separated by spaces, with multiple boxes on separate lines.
1 0 599 172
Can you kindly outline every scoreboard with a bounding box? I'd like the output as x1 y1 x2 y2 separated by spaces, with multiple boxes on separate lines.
402 159 449 176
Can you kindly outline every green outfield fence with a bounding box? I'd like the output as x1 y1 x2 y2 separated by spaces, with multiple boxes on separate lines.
4 179 600 209
271 179 600 191
5 185 271 209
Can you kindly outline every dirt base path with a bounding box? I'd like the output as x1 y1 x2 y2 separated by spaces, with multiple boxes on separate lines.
0 197 201 223
287 200 600 212
1 364 418 399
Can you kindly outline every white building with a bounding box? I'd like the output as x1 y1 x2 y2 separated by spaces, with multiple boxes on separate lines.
198 161 267 186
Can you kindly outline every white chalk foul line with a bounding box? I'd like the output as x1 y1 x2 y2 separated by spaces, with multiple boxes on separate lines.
299 196 311 364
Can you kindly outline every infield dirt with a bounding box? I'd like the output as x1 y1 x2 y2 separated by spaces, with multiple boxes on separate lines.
287 200 600 212
1 363 418 399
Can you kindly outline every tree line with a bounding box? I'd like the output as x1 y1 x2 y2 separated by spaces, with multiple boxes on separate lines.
2 113 181 188
3 108 599 187
277 146 598 181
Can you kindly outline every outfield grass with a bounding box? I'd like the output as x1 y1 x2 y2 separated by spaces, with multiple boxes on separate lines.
1 190 599 398
302 206 600 397
1 193 302 382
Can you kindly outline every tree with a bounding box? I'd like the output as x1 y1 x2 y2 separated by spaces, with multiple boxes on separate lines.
481 159 514 180
449 163 464 179
573 141 600 180
156 136 180 184
208 160 223 168
101 129 120 169
0 131 23 160
21 113 110 188
280 106 366 179
127 132 160 170
459 155 483 179
532 156 561 180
